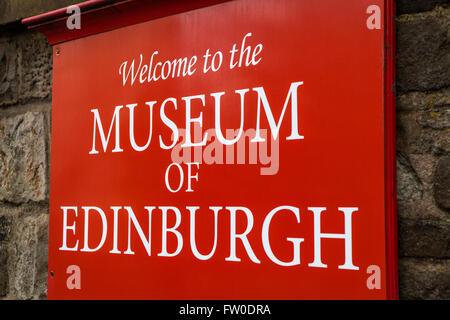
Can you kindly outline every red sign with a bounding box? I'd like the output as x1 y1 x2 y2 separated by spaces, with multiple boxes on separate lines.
24 0 397 299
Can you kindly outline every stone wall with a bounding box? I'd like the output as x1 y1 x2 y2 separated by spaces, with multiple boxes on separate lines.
0 0 449 299
395 1 450 299
0 21 52 299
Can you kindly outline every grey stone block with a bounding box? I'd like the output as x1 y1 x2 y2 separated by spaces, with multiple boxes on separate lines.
9 211 48 300
397 87 450 112
397 153 424 202
1 30 53 107
397 111 450 155
398 217 450 258
396 6 450 93
433 156 450 210
399 258 450 299
0 39 18 106
18 32 52 102
397 0 450 15
0 111 47 203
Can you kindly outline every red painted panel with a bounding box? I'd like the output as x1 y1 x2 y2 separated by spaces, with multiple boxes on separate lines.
42 0 396 299
23 0 233 45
